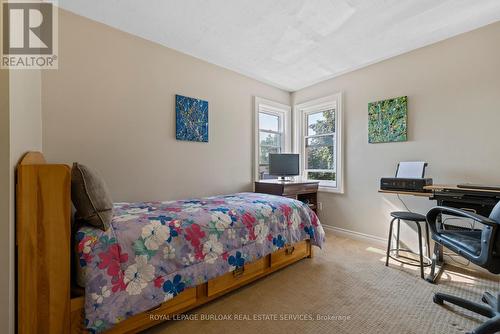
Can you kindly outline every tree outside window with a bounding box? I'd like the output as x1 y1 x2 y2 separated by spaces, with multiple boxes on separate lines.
259 112 282 179
305 109 336 185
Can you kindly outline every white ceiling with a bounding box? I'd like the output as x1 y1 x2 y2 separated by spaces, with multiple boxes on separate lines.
58 0 500 91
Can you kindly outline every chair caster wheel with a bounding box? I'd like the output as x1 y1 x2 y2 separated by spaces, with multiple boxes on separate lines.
433 294 444 305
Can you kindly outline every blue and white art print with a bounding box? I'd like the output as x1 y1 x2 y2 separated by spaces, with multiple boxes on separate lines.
175 94 209 142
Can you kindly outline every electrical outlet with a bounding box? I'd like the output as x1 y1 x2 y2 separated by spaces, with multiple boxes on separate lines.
318 202 323 211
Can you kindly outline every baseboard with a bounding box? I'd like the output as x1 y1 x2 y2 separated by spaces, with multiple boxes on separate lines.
322 225 387 246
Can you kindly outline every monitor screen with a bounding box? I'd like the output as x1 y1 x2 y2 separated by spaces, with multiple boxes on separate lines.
269 154 299 176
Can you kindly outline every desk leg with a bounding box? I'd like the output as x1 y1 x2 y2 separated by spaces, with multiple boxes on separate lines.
426 242 444 284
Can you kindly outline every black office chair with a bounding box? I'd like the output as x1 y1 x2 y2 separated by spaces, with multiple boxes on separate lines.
426 202 500 334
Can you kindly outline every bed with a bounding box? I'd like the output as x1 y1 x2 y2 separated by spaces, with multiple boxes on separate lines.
16 152 325 334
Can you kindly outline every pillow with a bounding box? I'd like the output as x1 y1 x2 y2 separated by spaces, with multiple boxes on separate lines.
71 162 113 230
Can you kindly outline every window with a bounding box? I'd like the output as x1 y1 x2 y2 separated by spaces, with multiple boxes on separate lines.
254 97 291 181
259 112 282 174
295 93 343 192
305 109 336 183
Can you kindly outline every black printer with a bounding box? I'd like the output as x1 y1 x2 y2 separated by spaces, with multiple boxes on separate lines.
380 162 433 192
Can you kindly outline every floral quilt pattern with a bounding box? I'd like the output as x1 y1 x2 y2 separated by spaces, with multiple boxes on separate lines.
76 192 325 332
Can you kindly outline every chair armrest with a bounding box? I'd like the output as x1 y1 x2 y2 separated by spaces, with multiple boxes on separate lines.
427 206 499 263
426 206 497 226
426 206 498 236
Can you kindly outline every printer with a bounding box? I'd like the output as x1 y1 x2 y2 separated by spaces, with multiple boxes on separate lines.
380 162 433 192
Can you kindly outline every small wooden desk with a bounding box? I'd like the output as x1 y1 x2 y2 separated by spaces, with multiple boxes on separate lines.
255 180 319 213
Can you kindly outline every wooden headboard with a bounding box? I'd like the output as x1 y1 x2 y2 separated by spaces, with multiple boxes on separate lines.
16 152 72 333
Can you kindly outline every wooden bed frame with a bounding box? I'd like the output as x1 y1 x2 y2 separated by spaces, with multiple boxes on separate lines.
16 152 313 334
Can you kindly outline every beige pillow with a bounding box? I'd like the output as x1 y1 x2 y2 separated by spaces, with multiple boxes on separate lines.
71 163 113 230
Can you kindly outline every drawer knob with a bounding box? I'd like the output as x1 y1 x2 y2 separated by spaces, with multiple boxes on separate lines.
285 244 295 255
233 266 245 278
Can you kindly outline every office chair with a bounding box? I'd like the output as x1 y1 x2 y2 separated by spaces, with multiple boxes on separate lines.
426 202 500 334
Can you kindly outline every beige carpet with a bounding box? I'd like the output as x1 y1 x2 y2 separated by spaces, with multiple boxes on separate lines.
145 231 499 334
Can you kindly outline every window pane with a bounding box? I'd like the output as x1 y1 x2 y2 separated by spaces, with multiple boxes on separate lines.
260 131 280 147
259 165 272 180
305 136 334 170
307 109 335 136
259 112 280 132
259 145 280 165
308 171 336 181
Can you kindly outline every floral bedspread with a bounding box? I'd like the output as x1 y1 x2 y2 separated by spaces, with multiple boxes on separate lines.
76 192 325 332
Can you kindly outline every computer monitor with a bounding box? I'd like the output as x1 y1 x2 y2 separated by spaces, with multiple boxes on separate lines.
269 154 299 179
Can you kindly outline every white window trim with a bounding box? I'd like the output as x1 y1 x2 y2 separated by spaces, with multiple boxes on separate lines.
254 97 291 182
293 93 344 194
302 108 336 188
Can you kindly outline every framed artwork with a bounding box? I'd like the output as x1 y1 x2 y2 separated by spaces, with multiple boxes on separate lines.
368 96 407 143
175 94 209 142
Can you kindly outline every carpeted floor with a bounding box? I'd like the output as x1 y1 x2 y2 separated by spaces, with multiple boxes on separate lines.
145 231 499 334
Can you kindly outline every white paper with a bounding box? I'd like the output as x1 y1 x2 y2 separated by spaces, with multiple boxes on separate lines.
396 161 426 178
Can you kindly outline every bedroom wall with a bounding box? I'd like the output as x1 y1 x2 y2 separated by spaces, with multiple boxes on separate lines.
0 68 10 333
6 70 43 334
41 10 500 242
0 69 42 334
41 10 290 202
292 21 500 240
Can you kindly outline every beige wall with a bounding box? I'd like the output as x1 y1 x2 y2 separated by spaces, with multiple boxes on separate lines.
10 72 43 163
292 21 500 240
0 60 42 334
0 69 10 333
6 70 43 334
42 10 289 202
41 11 500 242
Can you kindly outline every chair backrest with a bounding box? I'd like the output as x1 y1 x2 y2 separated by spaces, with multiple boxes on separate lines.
489 201 500 223
489 201 500 262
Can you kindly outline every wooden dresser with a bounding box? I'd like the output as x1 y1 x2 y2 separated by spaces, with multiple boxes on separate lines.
255 180 319 213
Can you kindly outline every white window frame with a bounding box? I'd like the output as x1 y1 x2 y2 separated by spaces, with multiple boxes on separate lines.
294 93 344 193
254 97 291 182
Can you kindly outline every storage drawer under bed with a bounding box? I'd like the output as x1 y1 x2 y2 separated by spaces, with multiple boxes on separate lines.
270 240 309 269
207 257 268 297
107 287 197 333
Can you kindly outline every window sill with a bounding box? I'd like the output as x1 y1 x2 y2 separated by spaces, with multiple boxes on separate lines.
318 186 344 194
